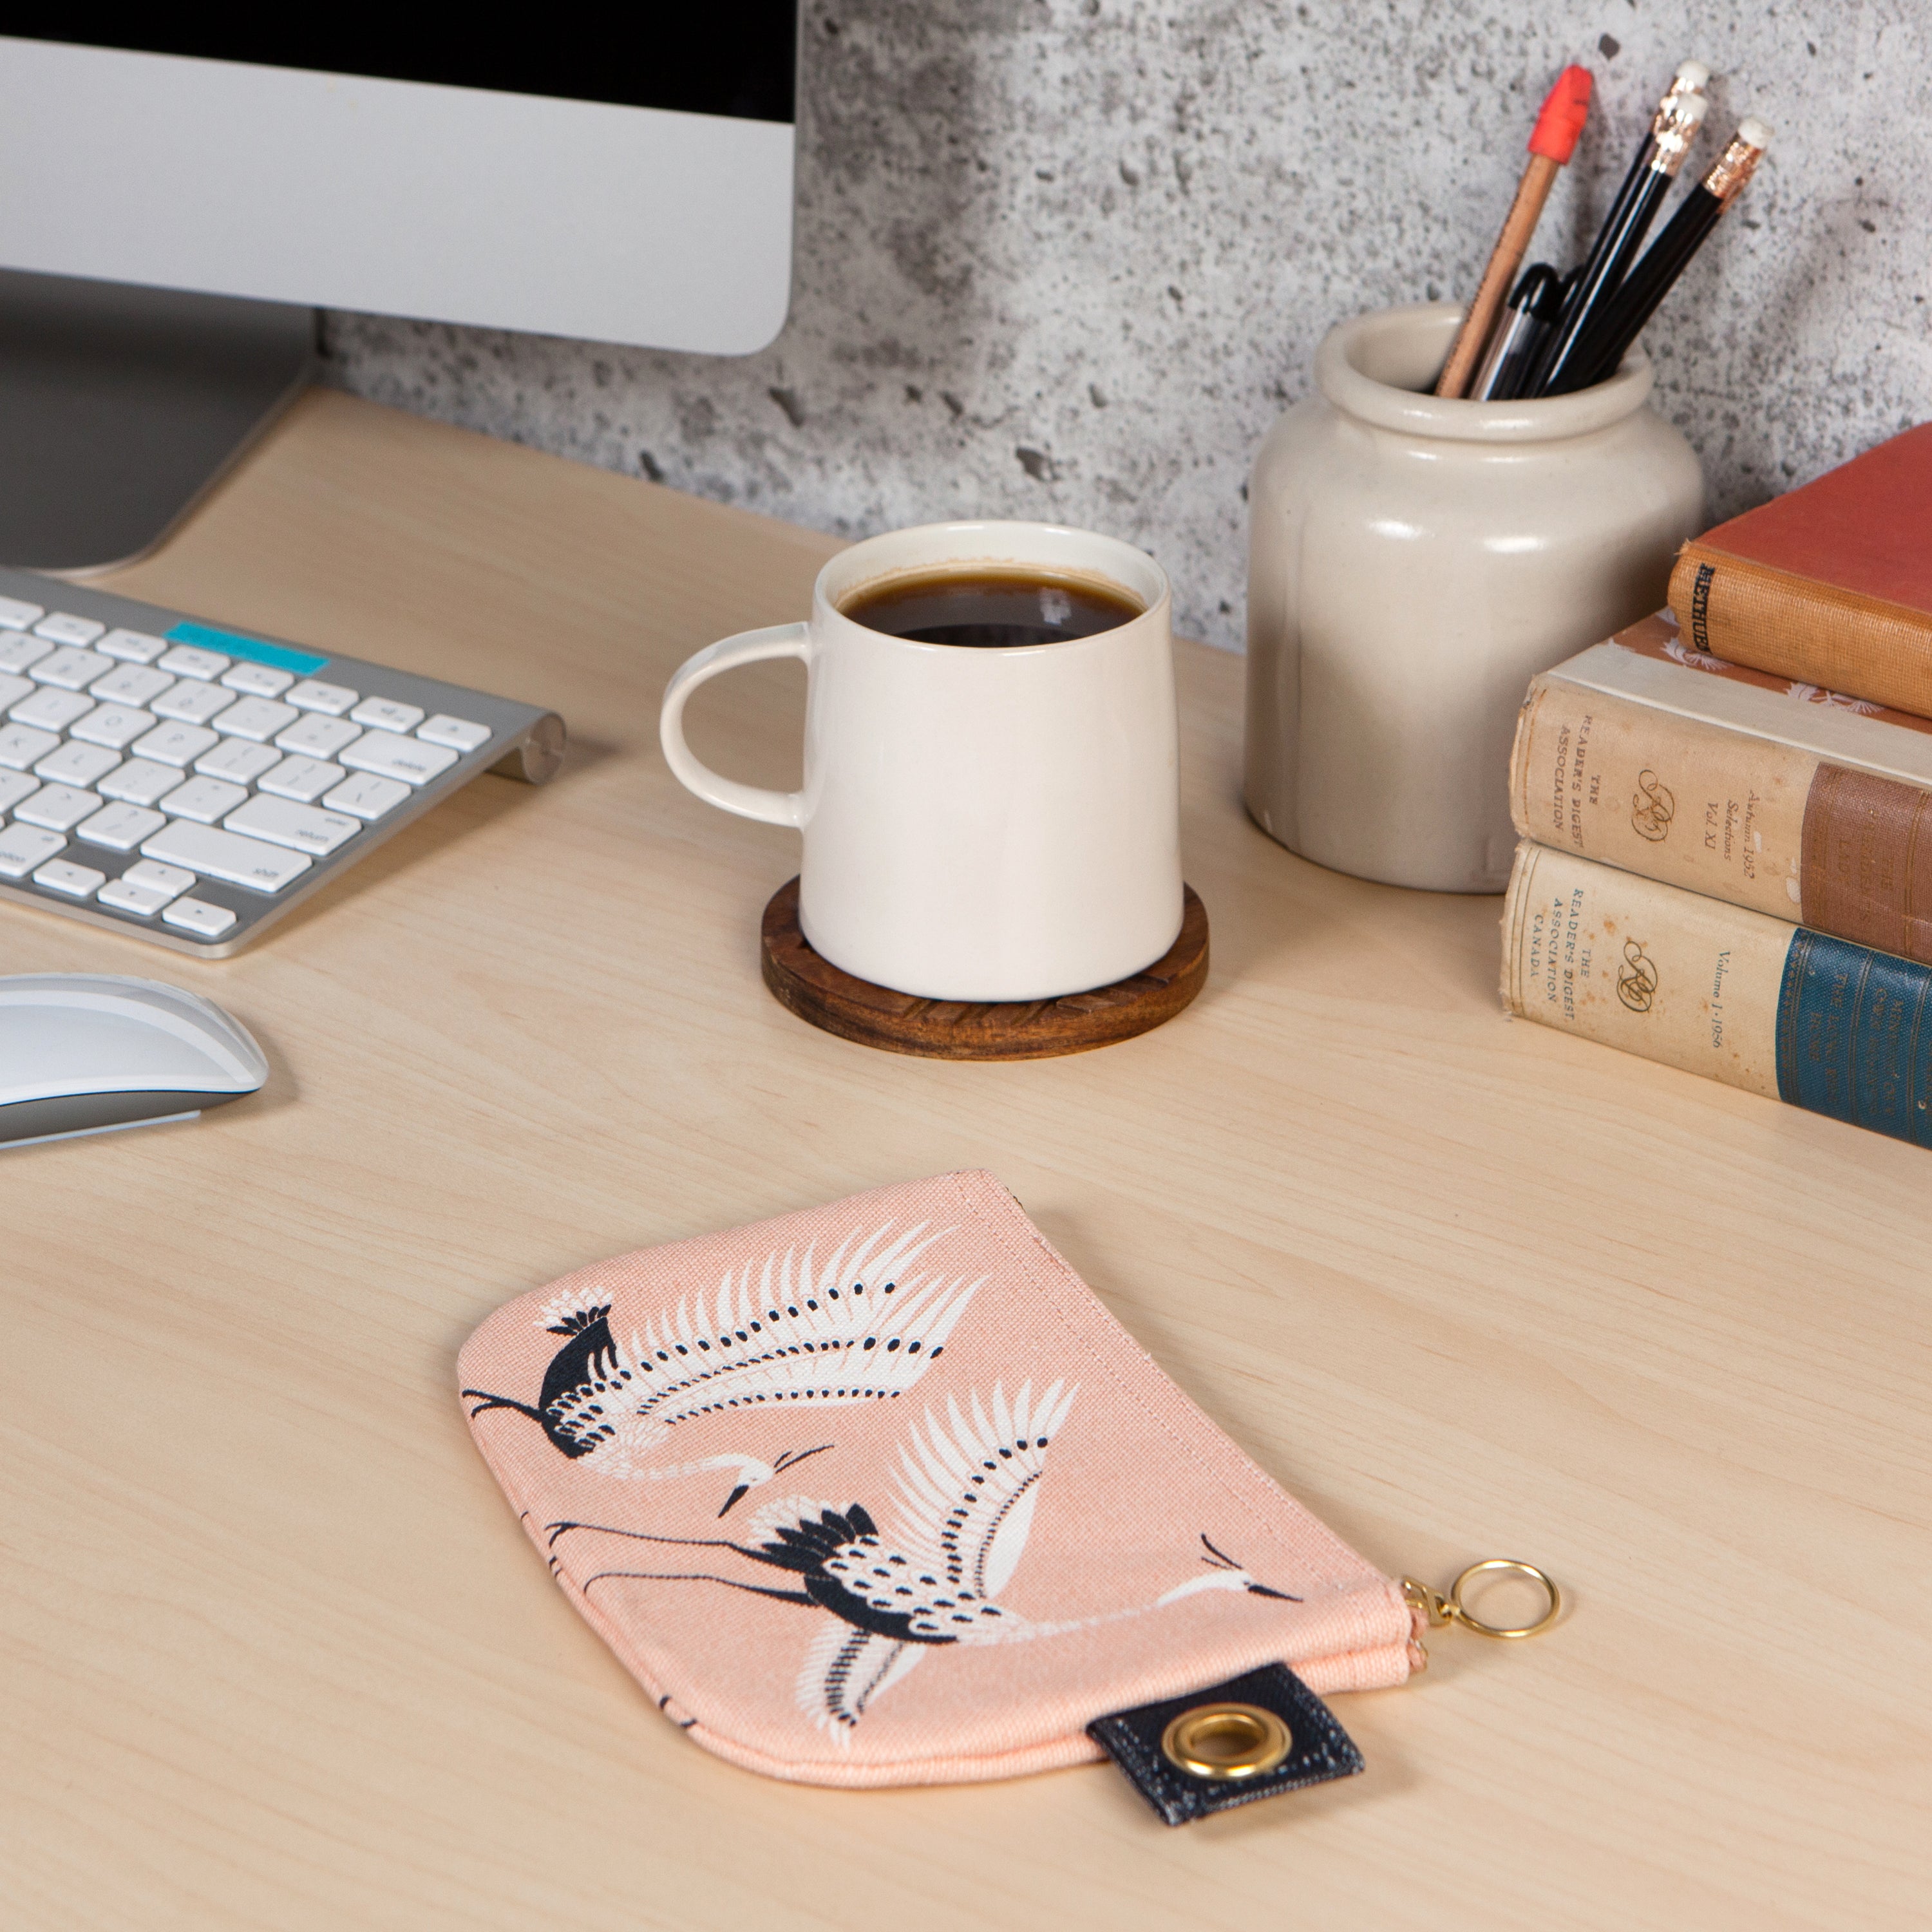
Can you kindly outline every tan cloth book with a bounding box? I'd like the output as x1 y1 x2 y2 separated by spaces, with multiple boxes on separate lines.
1511 611 1932 963
1499 841 1932 1148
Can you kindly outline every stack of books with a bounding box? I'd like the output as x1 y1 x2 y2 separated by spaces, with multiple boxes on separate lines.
1499 423 1932 1148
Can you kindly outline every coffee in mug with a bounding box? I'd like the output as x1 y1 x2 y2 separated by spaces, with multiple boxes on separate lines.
840 567 1142 649
659 520 1182 1003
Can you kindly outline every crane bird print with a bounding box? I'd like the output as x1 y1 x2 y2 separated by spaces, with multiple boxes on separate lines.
546 1381 1301 1738
463 1221 983 1514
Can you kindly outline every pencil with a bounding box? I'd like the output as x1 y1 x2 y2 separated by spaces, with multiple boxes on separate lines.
1557 119 1772 392
1435 65 1593 399
1521 61 1710 397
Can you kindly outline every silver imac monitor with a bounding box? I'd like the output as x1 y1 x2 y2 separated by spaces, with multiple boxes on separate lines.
0 15 798 569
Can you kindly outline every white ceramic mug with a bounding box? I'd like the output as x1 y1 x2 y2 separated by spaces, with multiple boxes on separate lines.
659 519 1182 1002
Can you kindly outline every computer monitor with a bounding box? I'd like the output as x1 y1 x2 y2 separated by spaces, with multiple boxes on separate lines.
0 17 798 569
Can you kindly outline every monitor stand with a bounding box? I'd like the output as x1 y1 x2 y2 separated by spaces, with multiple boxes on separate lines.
0 269 316 575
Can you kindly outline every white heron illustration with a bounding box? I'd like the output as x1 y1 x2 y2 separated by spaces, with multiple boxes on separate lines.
464 1220 982 1515
545 1381 1301 1736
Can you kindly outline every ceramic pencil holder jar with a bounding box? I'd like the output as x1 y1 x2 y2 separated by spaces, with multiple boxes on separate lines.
1244 301 1704 892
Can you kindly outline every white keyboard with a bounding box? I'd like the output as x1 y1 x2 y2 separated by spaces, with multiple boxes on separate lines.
0 569 564 957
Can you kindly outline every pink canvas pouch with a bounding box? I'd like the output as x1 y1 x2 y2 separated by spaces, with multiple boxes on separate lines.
459 1170 1416 1790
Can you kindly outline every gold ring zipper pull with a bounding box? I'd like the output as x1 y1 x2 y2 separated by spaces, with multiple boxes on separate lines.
1403 1558 1562 1657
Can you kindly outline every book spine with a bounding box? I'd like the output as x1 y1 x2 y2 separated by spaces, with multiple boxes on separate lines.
1667 544 1932 719
1501 842 1932 1148
1511 678 1932 963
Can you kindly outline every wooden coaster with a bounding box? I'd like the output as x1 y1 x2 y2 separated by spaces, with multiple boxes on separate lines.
759 878 1209 1061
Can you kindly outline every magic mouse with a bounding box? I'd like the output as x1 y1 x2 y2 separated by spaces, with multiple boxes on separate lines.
0 974 268 1150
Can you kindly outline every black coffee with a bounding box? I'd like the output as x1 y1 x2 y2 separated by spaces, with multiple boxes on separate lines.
841 567 1142 647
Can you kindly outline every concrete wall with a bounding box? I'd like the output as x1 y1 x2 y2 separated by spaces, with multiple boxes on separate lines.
325 2 1931 651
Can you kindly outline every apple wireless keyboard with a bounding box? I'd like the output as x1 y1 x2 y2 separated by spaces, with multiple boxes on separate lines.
0 568 564 958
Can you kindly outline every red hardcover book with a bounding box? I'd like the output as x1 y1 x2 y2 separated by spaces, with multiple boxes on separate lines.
1666 422 1932 716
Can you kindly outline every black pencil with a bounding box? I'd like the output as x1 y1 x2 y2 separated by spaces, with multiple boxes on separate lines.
1522 61 1709 397
1557 119 1772 393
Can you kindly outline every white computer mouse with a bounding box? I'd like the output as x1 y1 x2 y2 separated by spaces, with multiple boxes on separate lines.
0 973 268 1150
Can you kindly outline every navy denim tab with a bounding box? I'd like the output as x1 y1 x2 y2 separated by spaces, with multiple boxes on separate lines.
1087 1662 1364 1826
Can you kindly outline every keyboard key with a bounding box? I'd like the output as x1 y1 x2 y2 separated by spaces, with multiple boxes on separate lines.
349 697 424 734
158 775 249 823
340 733 457 786
418 714 493 753
33 612 106 646
30 646 113 689
157 643 229 679
15 784 101 831
221 662 294 697
0 596 46 629
125 857 196 896
0 724 61 770
70 703 158 750
162 896 238 938
275 712 362 758
152 680 236 725
258 755 345 802
195 737 280 782
214 696 299 742
10 686 94 732
0 632 53 674
99 759 185 806
77 802 167 851
133 722 220 767
90 662 175 707
223 792 361 856
142 820 311 893
0 771 38 813
323 772 412 821
32 857 105 899
286 678 359 715
98 874 176 918
33 741 120 788
0 674 32 711
97 627 169 663
0 822 64 876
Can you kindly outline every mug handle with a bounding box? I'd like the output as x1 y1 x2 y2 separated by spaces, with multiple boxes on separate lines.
658 621 811 827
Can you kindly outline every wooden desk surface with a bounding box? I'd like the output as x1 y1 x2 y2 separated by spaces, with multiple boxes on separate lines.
1 392 1922 1931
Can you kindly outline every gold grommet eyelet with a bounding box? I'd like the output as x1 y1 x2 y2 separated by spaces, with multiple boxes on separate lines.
1447 1558 1562 1639
1159 1702 1293 1781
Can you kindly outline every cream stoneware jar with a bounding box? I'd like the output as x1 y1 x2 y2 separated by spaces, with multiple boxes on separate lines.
1244 301 1704 892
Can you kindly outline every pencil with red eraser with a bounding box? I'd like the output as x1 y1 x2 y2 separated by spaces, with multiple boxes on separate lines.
1435 64 1593 399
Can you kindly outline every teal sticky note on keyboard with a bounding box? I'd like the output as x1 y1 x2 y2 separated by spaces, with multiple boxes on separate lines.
164 620 328 676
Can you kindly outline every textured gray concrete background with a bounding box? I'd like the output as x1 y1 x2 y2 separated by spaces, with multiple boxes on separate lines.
325 2 1930 651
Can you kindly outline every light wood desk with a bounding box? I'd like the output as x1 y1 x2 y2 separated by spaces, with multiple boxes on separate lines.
1 393 1922 1931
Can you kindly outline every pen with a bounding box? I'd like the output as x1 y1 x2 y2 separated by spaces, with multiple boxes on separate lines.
1469 262 1562 401
1558 119 1772 393
1435 66 1593 399
1500 262 1583 398
1522 61 1710 397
